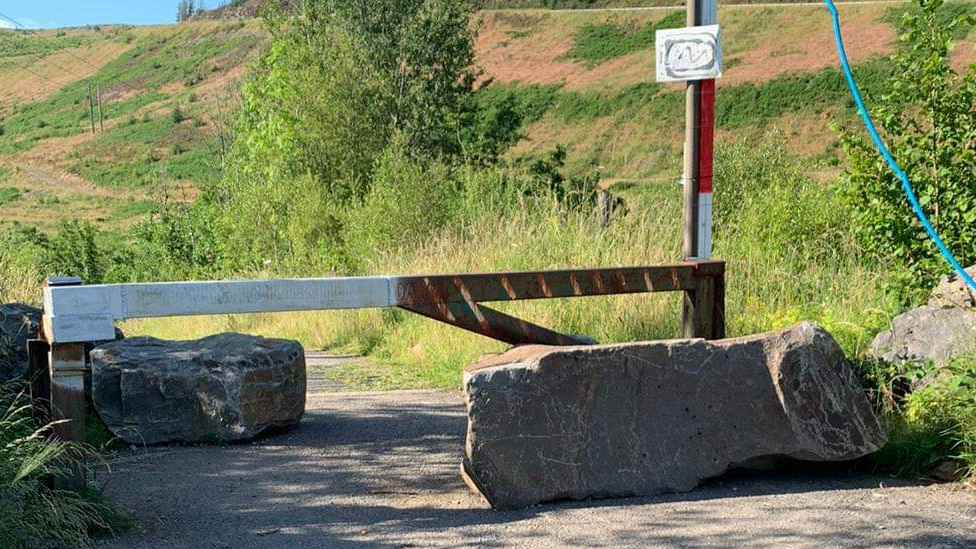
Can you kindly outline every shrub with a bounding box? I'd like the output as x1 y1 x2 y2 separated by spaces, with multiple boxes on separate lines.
343 144 459 268
34 220 107 284
171 103 186 124
835 0 976 298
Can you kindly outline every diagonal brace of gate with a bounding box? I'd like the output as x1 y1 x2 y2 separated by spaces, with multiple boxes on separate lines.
393 261 725 345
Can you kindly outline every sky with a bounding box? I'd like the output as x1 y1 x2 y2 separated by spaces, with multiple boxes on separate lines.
0 0 235 29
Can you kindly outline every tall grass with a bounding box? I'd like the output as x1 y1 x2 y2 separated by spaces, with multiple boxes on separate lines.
864 356 976 478
0 254 42 306
0 385 125 549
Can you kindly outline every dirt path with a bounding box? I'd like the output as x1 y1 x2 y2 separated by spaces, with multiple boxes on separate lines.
12 161 142 200
96 388 976 549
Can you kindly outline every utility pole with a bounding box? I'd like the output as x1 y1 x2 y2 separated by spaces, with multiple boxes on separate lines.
96 82 104 132
86 82 96 134
682 0 717 260
681 0 700 260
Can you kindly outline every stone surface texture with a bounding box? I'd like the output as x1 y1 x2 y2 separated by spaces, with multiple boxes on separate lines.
462 322 886 509
0 303 40 384
91 333 306 445
870 266 976 366
930 265 976 309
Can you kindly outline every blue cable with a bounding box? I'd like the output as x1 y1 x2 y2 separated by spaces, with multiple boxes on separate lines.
824 0 976 295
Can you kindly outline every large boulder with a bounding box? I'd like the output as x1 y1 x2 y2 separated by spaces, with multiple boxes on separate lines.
91 333 306 445
462 322 886 509
870 267 976 366
0 303 40 384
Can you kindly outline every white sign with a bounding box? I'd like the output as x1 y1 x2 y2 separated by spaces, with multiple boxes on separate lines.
655 25 723 83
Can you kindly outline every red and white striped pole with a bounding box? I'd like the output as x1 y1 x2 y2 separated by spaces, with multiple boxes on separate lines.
697 77 715 259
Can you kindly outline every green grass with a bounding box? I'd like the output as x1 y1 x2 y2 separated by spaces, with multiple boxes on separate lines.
109 199 157 222
883 0 975 38
562 11 684 67
478 56 895 160
716 59 897 128
0 383 128 548
865 355 976 479
552 82 669 123
131 138 897 389
0 29 96 62
70 114 218 188
0 187 21 206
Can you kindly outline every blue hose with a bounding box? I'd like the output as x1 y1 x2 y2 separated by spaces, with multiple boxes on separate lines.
824 0 976 295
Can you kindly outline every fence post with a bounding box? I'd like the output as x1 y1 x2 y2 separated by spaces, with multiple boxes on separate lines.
27 339 51 425
42 277 87 492
682 262 725 340
598 189 612 229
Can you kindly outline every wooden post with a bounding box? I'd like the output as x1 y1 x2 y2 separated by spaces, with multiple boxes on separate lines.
27 339 51 426
598 189 612 229
43 277 87 492
96 82 104 132
87 82 96 134
682 264 725 340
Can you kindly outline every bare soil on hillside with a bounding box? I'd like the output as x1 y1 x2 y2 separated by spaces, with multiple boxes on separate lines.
475 4 901 91
97 389 976 549
722 7 895 85
0 41 133 107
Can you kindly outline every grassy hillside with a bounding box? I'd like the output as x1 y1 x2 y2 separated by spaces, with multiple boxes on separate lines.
0 20 264 235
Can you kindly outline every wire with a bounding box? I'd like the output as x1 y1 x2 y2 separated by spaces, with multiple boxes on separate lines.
823 0 976 296
0 11 93 81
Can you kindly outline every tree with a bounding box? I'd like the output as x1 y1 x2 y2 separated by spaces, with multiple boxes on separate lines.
176 0 195 22
216 24 391 271
834 0 976 294
298 0 478 158
213 0 481 271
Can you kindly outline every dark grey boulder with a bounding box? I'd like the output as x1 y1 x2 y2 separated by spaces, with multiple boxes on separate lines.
462 322 886 509
0 303 40 384
91 333 306 445
870 266 976 367
869 306 976 367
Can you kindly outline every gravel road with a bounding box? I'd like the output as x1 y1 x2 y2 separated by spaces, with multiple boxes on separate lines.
97 389 976 549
